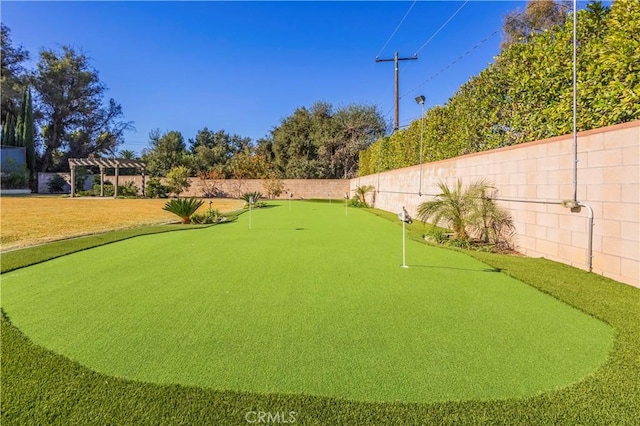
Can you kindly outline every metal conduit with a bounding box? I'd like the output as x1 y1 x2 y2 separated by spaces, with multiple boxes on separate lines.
369 187 594 272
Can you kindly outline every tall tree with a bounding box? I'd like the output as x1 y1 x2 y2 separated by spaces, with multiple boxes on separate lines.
119 149 137 160
270 102 385 178
1 24 30 125
33 46 132 171
15 87 36 187
142 129 188 176
503 0 570 46
319 104 386 178
188 128 252 175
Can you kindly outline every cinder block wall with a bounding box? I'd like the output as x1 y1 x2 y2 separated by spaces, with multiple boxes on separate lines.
37 173 349 201
351 121 640 288
178 178 349 199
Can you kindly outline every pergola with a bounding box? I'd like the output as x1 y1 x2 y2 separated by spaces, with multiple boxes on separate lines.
68 158 147 198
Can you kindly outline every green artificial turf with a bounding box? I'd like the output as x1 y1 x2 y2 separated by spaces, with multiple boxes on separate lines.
1 201 613 405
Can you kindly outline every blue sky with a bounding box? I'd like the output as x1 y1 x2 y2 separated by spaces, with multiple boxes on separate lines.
2 0 574 155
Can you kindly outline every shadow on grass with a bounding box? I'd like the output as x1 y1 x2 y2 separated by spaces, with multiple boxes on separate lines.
406 264 502 273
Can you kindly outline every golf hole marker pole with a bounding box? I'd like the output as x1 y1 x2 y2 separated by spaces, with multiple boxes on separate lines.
344 193 349 216
289 192 293 210
249 196 254 230
400 206 408 268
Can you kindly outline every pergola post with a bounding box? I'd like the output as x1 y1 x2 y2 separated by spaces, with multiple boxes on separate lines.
68 158 146 198
70 165 76 197
99 165 105 197
114 165 119 198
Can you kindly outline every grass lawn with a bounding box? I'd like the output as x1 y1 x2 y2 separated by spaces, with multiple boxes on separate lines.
1 201 638 424
0 196 244 251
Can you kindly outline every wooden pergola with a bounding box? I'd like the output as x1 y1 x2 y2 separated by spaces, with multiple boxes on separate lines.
68 158 147 198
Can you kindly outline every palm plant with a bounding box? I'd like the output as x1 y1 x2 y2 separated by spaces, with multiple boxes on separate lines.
354 185 375 207
469 191 517 249
241 191 262 207
416 179 491 240
162 197 204 224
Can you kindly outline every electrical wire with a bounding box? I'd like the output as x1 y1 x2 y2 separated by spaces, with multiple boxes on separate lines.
401 27 501 98
375 0 418 59
413 0 470 56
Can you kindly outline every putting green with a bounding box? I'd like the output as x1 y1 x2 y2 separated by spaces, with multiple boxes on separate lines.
0 201 613 402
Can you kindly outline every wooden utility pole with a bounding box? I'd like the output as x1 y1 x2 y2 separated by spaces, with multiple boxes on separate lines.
376 51 418 131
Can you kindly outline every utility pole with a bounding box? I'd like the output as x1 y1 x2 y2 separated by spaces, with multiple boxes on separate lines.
376 51 418 131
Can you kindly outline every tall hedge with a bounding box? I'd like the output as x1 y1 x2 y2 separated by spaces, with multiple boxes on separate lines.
359 0 640 176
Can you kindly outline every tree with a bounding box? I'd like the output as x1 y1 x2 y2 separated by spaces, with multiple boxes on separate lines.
15 87 36 188
142 130 188 176
271 104 324 178
417 179 492 241
1 114 16 145
1 24 29 125
228 150 273 179
270 102 386 178
353 185 375 207
503 0 570 46
187 128 254 176
263 176 284 199
33 46 132 171
198 169 225 197
119 149 137 160
165 165 191 196
319 104 386 178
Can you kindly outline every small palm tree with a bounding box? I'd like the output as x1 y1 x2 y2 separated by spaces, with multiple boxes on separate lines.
417 179 490 240
242 191 262 207
354 185 375 207
119 149 137 160
469 190 516 248
163 197 204 224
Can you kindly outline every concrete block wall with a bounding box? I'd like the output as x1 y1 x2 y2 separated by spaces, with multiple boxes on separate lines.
179 178 349 200
351 121 640 288
37 173 349 201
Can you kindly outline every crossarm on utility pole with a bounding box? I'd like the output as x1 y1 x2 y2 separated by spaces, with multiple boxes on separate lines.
375 51 418 131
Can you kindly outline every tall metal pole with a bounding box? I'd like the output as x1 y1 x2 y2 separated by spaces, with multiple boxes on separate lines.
376 52 418 131
415 95 426 196
572 0 578 202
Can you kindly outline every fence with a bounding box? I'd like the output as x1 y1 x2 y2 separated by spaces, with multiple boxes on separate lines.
351 120 640 287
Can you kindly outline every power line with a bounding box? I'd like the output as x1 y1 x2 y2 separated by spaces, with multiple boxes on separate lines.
413 0 470 56
401 27 501 99
375 0 418 59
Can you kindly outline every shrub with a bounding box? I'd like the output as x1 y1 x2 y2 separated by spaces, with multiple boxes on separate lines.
190 208 221 224
118 181 139 198
349 196 368 208
47 174 67 193
162 197 204 224
73 167 90 193
198 169 225 197
241 191 263 208
426 227 449 244
87 181 114 197
417 179 516 252
353 185 375 207
1 167 29 189
166 166 191 196
146 177 169 198
263 176 284 199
